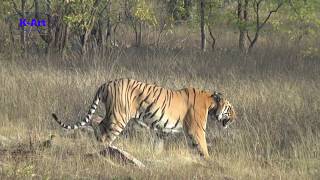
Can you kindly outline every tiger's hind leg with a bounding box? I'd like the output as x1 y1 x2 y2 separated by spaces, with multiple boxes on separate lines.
153 131 168 153
94 117 127 147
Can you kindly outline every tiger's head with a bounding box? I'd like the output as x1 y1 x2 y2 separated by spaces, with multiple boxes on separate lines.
208 92 236 128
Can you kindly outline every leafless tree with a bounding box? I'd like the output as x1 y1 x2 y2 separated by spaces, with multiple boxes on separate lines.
200 0 206 51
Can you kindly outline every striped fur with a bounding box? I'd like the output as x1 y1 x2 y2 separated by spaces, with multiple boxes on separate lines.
52 78 236 158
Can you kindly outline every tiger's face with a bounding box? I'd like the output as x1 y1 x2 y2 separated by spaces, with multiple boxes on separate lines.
208 92 236 128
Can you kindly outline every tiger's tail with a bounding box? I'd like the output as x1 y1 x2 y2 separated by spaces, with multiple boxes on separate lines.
52 84 105 129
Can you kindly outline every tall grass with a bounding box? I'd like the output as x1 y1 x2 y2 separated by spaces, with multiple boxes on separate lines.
0 42 319 179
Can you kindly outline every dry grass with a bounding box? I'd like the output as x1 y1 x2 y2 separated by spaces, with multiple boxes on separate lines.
0 44 319 179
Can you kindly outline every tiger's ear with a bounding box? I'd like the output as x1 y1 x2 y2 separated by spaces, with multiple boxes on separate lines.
212 92 223 102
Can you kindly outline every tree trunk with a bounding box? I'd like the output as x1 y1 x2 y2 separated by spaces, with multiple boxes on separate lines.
8 19 15 48
239 30 246 51
207 25 216 50
81 30 91 55
138 22 142 47
20 0 26 55
238 0 249 52
200 0 206 51
237 0 244 51
105 2 112 49
96 19 103 51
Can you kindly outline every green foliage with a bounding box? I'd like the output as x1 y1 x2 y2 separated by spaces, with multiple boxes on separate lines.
64 0 96 32
133 0 157 26
281 0 320 40
64 0 109 34
168 0 190 21
188 0 235 30
269 0 320 55
0 0 11 18
206 0 236 27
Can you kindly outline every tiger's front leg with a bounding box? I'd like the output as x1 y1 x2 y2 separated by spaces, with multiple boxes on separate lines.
185 129 209 159
183 115 209 159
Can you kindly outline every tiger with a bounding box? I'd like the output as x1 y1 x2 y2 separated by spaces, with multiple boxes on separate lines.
52 78 236 158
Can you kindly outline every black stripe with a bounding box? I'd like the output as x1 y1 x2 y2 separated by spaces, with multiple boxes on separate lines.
130 81 140 99
185 89 189 99
137 84 148 98
114 115 126 129
120 79 125 109
193 88 196 105
171 118 180 129
151 113 165 128
163 119 169 128
159 93 167 111
90 104 97 110
110 131 119 136
140 93 151 104
103 85 109 103
118 110 127 124
161 90 168 109
143 112 151 119
111 121 125 130
152 88 159 98
113 82 117 110
125 79 131 112
141 84 148 94
93 101 98 106
154 88 163 103
98 83 106 100
137 100 144 112
168 91 172 107
146 85 152 94
149 108 160 119
145 103 154 113
138 112 144 119
106 86 113 118
110 127 122 134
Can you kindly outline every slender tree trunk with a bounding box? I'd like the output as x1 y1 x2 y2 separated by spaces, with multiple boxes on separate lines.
238 0 249 53
237 0 244 51
105 2 112 48
81 30 91 55
238 0 248 52
61 24 69 56
207 25 216 50
138 22 142 47
134 25 138 46
200 0 206 51
96 19 103 50
20 0 26 55
8 20 15 48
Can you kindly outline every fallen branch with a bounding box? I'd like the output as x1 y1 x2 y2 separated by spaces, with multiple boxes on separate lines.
83 115 145 168
99 145 146 168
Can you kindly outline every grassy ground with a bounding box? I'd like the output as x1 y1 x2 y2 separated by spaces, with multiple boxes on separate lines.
0 45 319 179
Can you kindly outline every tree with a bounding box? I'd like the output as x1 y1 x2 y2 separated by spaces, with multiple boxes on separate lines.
64 0 108 55
200 0 206 51
236 0 283 52
237 0 249 52
34 0 70 56
246 0 283 51
10 0 33 55
124 0 157 47
206 0 232 50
